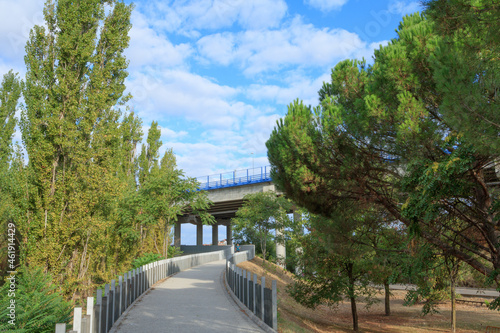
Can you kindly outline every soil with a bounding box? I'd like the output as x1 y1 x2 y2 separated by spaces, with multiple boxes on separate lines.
237 257 500 333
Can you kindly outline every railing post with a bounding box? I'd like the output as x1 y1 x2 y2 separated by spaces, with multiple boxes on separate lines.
118 276 123 316
82 315 91 333
73 307 82 333
87 297 94 333
113 278 119 323
110 280 115 328
55 323 66 333
247 271 251 309
260 276 265 321
105 283 112 332
100 289 108 333
272 280 278 330
253 274 258 314
95 289 102 333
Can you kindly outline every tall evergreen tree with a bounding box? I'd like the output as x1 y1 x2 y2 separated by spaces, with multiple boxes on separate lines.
267 12 500 296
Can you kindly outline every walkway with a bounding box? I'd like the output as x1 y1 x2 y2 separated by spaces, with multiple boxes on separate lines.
112 260 264 333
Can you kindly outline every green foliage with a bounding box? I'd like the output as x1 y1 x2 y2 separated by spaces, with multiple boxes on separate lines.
233 191 292 264
0 71 21 166
131 253 165 269
0 266 72 332
289 212 380 332
266 9 500 294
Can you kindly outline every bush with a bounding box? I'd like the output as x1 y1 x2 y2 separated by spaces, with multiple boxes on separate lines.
131 253 164 269
0 266 72 332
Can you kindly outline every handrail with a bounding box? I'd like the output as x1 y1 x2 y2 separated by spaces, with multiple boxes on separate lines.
196 166 272 190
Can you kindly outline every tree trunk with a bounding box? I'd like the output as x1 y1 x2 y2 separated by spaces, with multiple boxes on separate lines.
450 263 458 333
384 279 391 316
347 262 359 331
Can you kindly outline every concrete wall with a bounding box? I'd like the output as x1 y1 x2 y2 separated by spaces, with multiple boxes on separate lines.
231 245 255 265
206 182 274 202
180 245 233 258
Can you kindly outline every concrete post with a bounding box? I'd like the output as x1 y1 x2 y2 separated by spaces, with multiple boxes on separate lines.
87 297 94 333
95 289 102 333
73 307 82 333
276 228 286 268
227 224 233 245
272 280 278 330
104 284 110 332
260 276 265 320
55 323 66 333
212 224 218 246
197 222 203 246
109 280 116 327
247 271 252 309
253 274 258 314
174 221 181 247
82 315 90 333
118 276 122 316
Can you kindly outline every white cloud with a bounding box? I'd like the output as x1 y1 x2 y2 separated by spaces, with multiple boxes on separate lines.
305 0 349 12
126 10 192 71
126 69 254 130
0 0 44 63
388 1 422 16
139 0 287 36
197 16 370 75
247 72 330 106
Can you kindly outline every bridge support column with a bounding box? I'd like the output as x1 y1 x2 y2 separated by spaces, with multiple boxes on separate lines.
174 221 181 247
197 222 203 246
276 228 286 268
227 224 233 246
212 224 218 246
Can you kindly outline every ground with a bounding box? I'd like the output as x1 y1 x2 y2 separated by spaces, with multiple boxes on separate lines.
237 257 500 333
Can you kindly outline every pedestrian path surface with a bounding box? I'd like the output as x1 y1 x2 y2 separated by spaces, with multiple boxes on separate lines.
114 260 264 333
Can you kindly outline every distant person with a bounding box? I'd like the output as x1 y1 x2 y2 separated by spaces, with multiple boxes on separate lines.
235 244 240 252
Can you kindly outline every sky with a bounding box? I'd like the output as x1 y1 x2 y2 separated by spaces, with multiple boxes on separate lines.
0 0 423 244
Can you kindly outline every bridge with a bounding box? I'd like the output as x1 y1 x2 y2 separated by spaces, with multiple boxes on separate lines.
174 166 277 249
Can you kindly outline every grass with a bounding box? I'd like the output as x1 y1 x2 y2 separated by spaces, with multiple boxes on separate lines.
237 257 500 333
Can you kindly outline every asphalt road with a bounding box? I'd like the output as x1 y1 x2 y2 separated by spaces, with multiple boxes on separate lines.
112 260 264 333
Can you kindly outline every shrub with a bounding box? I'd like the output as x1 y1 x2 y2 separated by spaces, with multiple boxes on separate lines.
0 266 72 332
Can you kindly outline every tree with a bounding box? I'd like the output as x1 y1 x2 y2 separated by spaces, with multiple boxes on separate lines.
266 12 500 294
423 0 500 154
0 71 21 167
0 71 22 280
233 191 292 264
289 211 380 332
137 148 214 258
19 0 134 297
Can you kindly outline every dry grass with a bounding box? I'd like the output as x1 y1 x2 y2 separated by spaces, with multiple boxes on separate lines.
237 257 500 333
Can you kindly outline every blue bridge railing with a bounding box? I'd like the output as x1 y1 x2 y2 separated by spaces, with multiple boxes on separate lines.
196 166 272 190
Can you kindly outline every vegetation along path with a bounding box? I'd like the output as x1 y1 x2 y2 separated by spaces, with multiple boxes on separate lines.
112 260 264 333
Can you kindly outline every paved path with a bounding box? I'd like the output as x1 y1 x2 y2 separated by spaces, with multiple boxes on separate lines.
113 260 264 333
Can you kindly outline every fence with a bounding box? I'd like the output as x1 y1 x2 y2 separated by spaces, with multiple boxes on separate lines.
55 249 231 333
225 259 277 331
196 166 272 190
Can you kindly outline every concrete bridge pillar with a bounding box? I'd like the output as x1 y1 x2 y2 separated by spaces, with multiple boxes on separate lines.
174 221 181 247
212 224 218 246
276 228 286 268
197 222 203 246
227 224 233 246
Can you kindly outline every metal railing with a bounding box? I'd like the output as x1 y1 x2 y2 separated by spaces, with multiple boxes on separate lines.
196 166 272 190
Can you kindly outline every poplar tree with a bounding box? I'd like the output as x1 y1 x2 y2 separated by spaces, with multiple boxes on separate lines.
0 71 21 278
20 0 133 297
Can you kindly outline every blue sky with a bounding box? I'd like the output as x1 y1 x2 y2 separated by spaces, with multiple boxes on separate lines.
0 0 423 244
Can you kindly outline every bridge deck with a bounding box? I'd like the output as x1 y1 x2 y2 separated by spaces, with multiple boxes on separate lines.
112 260 263 333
